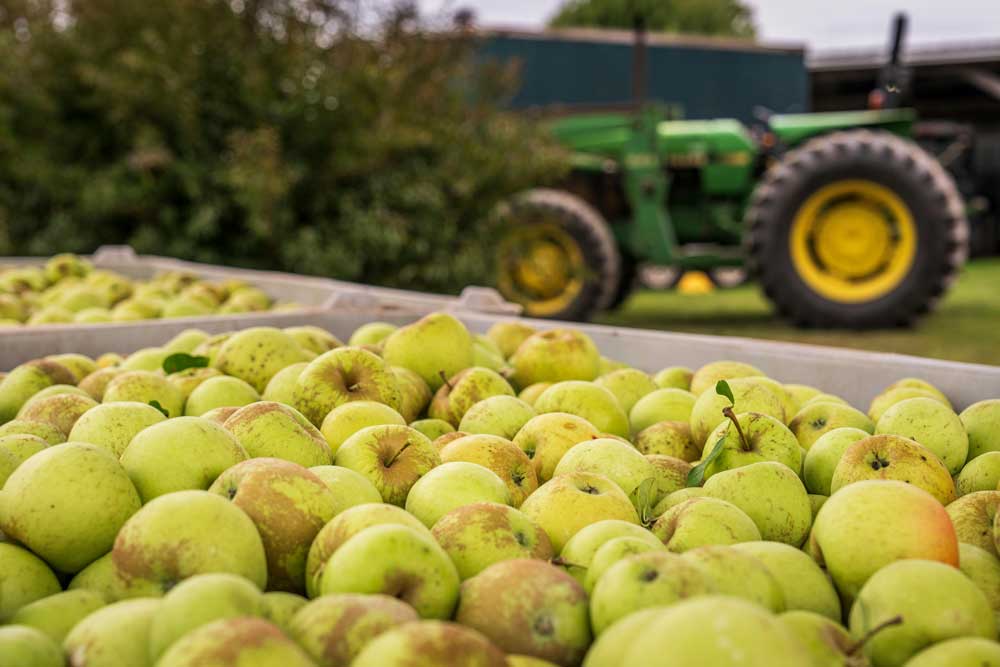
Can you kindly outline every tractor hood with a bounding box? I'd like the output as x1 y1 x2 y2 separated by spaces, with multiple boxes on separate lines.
770 108 916 145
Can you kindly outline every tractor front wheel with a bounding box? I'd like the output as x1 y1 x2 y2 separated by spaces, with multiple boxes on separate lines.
496 189 622 321
747 130 968 328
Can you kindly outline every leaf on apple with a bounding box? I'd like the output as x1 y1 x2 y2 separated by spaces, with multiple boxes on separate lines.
716 379 734 405
686 433 727 487
148 400 170 417
630 477 658 526
162 352 209 374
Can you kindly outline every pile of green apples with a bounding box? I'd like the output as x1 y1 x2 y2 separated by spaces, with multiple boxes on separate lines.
1 312 999 667
0 253 293 326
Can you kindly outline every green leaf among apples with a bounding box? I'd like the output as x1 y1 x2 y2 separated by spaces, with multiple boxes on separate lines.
162 353 210 375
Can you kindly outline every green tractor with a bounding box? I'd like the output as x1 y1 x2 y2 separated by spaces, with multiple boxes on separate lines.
495 17 967 328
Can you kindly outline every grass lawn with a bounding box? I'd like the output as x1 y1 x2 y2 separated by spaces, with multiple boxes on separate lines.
599 258 1000 366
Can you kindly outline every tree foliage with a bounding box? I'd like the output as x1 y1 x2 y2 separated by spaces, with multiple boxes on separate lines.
550 0 756 38
0 0 565 292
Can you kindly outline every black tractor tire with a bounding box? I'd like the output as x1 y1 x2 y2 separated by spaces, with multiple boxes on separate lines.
747 130 968 328
498 189 623 321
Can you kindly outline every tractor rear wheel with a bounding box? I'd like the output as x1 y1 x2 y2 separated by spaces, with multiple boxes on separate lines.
496 189 622 321
747 130 968 328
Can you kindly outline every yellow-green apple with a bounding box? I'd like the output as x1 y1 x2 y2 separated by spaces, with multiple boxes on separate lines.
946 491 1000 557
830 434 956 504
430 367 514 427
533 382 628 438
0 443 140 573
0 625 62 667
868 387 945 423
293 347 402 426
0 359 75 422
102 371 184 418
260 592 307 633
778 610 857 667
520 472 639 552
165 367 222 402
472 337 513 374
284 325 341 355
553 438 654 501
650 487 708 515
646 455 692 504
634 421 700 462
0 433 47 466
957 452 1000 496
433 430 469 450
351 620 507 667
905 638 1000 667
67 552 122 601
193 332 232 363
557 519 662 585
148 573 262 661
320 401 405 455
261 362 306 405
652 366 693 391
164 328 211 354
17 392 97 436
589 551 716 634
803 393 850 408
581 607 668 667
391 365 432 423
681 545 784 612
803 426 871 495
808 480 959 600
225 401 331 467
698 412 802 479
19 383 90 407
630 388 697 434
348 321 398 347
432 502 554 579
876 397 968 474
789 401 874 450
10 589 106 643
212 327 307 392
809 494 827 519
509 329 601 387
456 559 591 665
519 382 553 406
651 497 760 552
382 312 474 391
318 524 459 619
959 543 1000 624
156 617 315 667
689 378 784 446
184 376 260 416
689 360 764 395
883 377 950 404
506 655 561 667
200 406 241 424
308 465 382 510
288 593 418 667
304 502 431 598
487 321 536 358
961 399 1000 459
594 369 657 414
404 461 511 528
120 347 170 372
849 559 995 667
732 541 841 620
409 418 454 441
45 353 96 381
583 537 664 593
513 413 602 483
209 458 337 593
121 417 247 502
459 395 538 439
67 401 167 457
440 435 538 506
111 490 268 596
0 543 61 621
334 424 440 506
0 418 65 445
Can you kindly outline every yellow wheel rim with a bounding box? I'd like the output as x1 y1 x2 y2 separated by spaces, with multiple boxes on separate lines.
497 223 585 317
790 180 917 304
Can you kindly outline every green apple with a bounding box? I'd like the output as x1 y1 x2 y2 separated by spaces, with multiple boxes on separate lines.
20 382 90 406
809 494 828 519
308 465 382 510
261 361 307 405
459 395 538 439
594 369 657 415
581 606 668 667
557 519 662 585
0 433 47 465
192 332 233 364
320 400 406 455
382 312 474 391
112 490 268 595
212 327 307 392
650 497 760 552
405 461 511 527
957 452 1000 496
509 329 601 388
634 420 700 462
27 304 74 324
803 393 851 408
293 346 402 426
681 545 784 611
831 433 957 504
883 377 950 405
432 502 553 579
351 620 507 667
102 371 184 418
156 617 315 667
646 454 692 503
318 524 459 619
630 388 697 434
689 360 764 395
589 550 716 634
698 412 802 479
868 386 945 423
334 424 440 506
475 335 514 373
409 418 454 441
121 417 247 502
650 487 709 515
652 366 693 391
17 392 98 436
486 321 537 358
533 382 628 438
905 638 1000 667
0 443 140 573
304 502 431 598
0 359 75 422
67 401 166 457
456 559 591 665
803 426 871 495
789 401 874 450
849 559 995 667
433 430 469 450
288 593 418 666
732 541 841 620
583 536 664 593
809 480 959 600
0 543 61 621
69 598 163 667
200 406 241 424
553 438 654 499
120 347 171 372
161 295 213 317
513 412 602 483
184 376 260 416
739 376 797 423
519 382 553 406
779 610 855 667
689 378 784 446
164 328 211 354
10 589 107 643
430 367 514 427
209 458 337 593
959 543 1000 623
0 418 65 445
391 365 432 423
148 573 263 661
0 626 62 667
876 397 968 474
349 321 398 347
961 399 1000 460
520 472 639 552
947 491 1000 557
260 592 307 634
68 552 123 601
284 325 342 355
224 401 331 467
506 655 561 667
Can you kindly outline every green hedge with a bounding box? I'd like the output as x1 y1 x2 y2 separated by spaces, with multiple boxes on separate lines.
0 1 565 292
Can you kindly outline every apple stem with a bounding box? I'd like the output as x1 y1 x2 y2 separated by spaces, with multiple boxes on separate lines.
550 556 586 570
384 441 412 467
846 615 904 655
438 371 454 391
723 406 751 451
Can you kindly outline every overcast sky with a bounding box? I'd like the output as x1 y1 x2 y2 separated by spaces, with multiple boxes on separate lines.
418 0 1000 51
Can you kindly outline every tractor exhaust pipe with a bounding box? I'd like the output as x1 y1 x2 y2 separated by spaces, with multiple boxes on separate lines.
888 12 908 67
